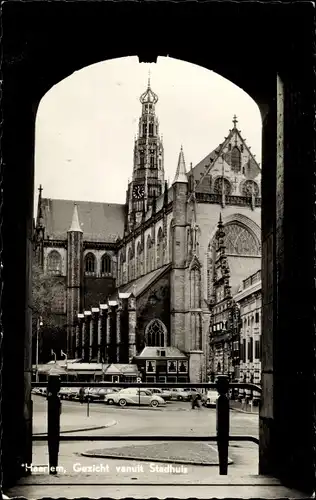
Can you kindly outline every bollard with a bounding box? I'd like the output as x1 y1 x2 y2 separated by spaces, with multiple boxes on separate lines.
216 375 230 475
47 375 61 475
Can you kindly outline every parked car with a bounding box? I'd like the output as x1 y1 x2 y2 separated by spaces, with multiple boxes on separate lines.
203 390 218 408
59 387 73 400
169 388 191 401
84 387 119 402
67 387 81 400
148 388 172 401
105 388 165 407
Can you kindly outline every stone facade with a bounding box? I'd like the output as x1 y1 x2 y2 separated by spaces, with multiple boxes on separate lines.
33 82 262 383
234 269 262 398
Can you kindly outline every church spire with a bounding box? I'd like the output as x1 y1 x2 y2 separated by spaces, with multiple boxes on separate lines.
68 203 83 233
173 146 188 184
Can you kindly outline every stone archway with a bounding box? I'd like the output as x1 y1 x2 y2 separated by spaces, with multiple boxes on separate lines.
2 1 315 493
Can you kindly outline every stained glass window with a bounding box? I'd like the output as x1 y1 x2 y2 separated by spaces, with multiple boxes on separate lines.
241 180 259 197
213 178 232 195
85 253 95 274
224 224 260 256
145 319 167 347
156 227 163 267
101 254 112 274
231 146 241 172
47 250 62 275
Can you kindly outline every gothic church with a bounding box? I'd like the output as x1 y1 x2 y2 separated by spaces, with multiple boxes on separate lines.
34 79 261 383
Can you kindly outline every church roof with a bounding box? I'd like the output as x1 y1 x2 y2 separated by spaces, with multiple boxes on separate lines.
115 263 171 299
41 198 125 242
190 117 261 192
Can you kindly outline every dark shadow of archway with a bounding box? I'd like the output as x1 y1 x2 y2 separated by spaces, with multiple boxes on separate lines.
2 1 315 494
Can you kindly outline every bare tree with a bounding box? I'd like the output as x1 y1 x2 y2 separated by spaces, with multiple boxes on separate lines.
32 261 67 363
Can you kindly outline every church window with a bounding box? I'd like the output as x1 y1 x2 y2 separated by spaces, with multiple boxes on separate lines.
149 123 154 136
156 227 164 267
85 253 96 274
101 254 112 275
150 155 155 168
241 180 259 197
231 146 241 172
47 250 62 275
143 123 147 136
169 222 173 261
190 267 201 309
136 242 142 277
228 143 232 151
213 177 232 195
146 235 152 273
224 223 260 256
139 152 145 168
127 248 134 282
145 319 167 347
240 144 244 153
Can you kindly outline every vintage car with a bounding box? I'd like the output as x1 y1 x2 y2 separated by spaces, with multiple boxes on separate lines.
202 390 219 408
104 388 165 407
148 388 172 401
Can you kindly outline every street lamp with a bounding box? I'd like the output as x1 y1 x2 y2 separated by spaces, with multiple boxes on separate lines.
35 316 43 383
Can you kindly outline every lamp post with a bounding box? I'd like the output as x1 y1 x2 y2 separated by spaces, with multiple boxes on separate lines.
35 316 43 383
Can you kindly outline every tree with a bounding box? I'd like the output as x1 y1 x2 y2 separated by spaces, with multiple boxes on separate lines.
32 260 67 363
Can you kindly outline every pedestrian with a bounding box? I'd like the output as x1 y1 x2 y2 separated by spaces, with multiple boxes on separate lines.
191 392 201 409
79 386 85 404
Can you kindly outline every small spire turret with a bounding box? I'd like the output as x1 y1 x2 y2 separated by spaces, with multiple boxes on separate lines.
173 146 188 184
68 203 83 233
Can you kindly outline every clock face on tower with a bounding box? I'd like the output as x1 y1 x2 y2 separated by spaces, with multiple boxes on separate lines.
133 184 145 199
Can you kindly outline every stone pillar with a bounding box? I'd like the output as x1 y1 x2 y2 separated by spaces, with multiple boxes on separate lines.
189 351 203 383
66 205 83 358
116 299 122 362
108 301 117 363
170 169 188 351
98 305 108 363
91 308 99 360
128 292 137 361
83 311 91 362
76 313 84 359
118 292 130 364
106 306 111 363
259 62 316 494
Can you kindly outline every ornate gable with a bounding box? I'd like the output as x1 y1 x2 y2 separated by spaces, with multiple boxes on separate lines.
192 116 261 198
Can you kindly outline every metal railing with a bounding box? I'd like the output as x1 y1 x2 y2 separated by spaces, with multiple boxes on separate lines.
31 376 261 476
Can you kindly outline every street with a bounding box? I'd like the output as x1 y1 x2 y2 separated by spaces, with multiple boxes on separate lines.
31 394 259 475
8 396 301 499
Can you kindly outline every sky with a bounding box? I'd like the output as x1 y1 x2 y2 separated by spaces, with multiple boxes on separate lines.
34 56 262 209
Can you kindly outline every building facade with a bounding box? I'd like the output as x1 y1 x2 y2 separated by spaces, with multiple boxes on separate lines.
234 269 262 398
33 79 262 382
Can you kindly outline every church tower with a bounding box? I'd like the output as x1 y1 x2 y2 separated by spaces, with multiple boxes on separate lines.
127 76 164 231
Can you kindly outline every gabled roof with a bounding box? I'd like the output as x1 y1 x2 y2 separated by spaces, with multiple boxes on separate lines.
190 120 261 192
41 198 125 242
104 363 139 375
135 346 188 359
115 263 171 299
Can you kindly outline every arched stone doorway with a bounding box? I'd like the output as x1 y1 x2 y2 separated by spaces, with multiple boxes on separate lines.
2 1 315 494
